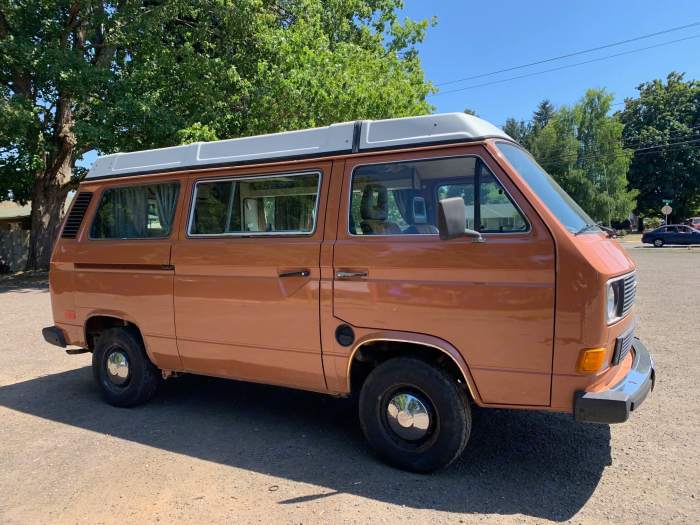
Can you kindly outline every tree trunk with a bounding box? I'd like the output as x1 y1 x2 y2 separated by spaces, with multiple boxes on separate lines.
25 93 77 271
25 170 70 271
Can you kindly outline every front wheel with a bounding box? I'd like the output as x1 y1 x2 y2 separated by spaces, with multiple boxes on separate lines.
654 239 664 247
358 357 471 473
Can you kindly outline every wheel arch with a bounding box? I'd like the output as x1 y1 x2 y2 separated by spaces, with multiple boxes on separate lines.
84 313 152 362
346 332 482 404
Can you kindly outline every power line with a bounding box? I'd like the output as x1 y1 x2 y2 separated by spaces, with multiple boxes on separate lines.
541 137 700 162
620 126 700 150
436 21 700 87
546 137 700 163
431 33 700 96
541 144 700 169
521 126 700 152
535 137 700 167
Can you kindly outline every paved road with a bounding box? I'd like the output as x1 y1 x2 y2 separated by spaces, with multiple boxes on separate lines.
0 247 698 524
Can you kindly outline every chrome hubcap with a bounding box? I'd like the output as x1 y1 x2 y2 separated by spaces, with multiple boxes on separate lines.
106 350 130 386
386 392 431 440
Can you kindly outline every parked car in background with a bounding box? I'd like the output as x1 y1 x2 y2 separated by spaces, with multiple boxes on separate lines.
685 217 700 231
642 225 700 247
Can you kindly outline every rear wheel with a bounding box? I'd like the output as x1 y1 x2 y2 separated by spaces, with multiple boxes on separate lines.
654 239 664 247
92 327 161 407
358 357 471 473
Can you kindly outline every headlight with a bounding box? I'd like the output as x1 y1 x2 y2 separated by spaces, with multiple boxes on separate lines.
606 283 617 321
606 279 623 323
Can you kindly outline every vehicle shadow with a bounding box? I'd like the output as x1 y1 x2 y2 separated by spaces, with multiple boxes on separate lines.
0 367 611 521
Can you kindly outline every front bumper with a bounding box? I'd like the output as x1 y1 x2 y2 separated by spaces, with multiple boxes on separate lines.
574 338 655 423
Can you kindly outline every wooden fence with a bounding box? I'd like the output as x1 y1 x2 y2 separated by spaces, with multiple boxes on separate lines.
0 230 30 273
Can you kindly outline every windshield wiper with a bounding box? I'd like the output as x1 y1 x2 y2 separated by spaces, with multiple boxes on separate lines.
598 224 616 238
574 222 615 237
574 223 599 236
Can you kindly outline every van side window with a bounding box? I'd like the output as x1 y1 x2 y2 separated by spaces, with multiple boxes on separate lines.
349 157 526 235
189 172 320 236
90 182 180 239
479 170 528 232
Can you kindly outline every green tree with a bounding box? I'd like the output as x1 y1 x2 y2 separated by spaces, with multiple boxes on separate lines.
0 1 435 269
619 72 700 221
531 89 637 224
177 123 219 145
532 99 555 132
502 117 531 145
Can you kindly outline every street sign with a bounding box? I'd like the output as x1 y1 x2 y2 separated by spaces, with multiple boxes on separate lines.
662 199 673 205
661 205 672 225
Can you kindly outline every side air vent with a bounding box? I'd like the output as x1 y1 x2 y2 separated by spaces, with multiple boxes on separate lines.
61 192 93 239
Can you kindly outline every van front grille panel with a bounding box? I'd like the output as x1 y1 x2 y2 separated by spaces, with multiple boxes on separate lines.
620 273 637 317
612 323 635 365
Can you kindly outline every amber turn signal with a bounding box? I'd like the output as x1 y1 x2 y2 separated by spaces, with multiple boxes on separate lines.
577 347 606 373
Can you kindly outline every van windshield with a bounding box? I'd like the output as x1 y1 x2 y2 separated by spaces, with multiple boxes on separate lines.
496 142 599 234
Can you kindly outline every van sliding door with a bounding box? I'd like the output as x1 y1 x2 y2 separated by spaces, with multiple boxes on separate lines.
171 162 330 391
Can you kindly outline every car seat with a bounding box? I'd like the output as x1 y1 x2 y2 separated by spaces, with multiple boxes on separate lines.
360 184 402 235
403 196 439 234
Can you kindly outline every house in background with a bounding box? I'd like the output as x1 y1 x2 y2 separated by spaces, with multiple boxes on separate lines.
0 196 74 273
0 201 31 231
0 201 32 272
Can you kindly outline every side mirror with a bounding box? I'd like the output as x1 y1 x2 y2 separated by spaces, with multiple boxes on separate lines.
437 197 484 242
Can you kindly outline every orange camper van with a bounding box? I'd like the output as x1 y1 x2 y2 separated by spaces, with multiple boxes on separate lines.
43 113 655 472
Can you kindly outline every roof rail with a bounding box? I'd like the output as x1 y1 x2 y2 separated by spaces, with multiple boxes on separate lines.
86 113 512 180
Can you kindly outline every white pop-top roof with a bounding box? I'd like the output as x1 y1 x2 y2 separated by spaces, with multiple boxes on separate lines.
86 112 512 180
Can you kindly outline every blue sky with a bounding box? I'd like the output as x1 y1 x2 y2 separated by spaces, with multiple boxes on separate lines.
79 1 700 168
400 0 700 125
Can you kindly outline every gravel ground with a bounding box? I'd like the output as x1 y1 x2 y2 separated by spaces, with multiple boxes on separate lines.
0 246 698 524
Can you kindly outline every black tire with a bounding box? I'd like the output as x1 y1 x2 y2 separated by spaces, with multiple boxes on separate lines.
654 239 664 247
92 327 161 407
358 357 471 473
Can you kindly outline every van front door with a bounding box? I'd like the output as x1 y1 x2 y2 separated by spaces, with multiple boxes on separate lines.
333 147 556 406
172 163 329 391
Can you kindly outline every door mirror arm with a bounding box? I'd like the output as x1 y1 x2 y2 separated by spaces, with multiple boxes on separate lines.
437 197 485 243
463 228 485 242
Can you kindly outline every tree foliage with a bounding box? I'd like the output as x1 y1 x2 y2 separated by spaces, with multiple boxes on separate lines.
529 89 637 224
532 99 555 132
0 0 435 268
619 72 700 220
503 117 531 146
502 99 554 149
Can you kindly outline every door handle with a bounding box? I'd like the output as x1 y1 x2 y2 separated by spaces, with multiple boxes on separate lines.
335 270 368 280
278 269 310 278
